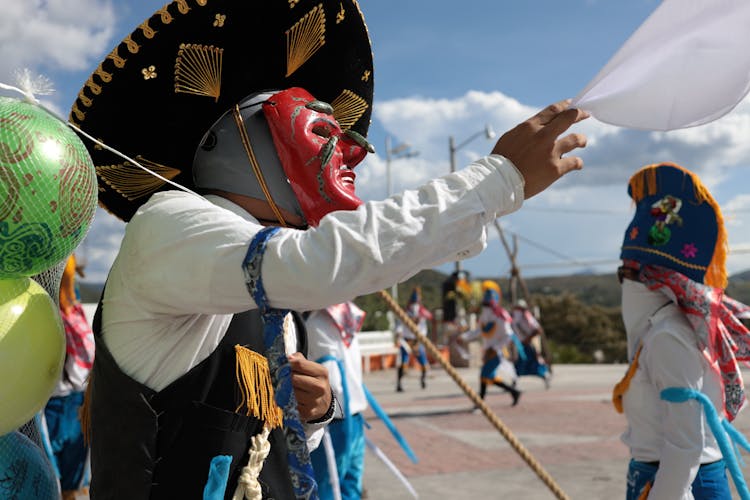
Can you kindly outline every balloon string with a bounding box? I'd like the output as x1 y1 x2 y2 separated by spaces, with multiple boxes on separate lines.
0 79 204 201
66 121 204 199
0 82 39 105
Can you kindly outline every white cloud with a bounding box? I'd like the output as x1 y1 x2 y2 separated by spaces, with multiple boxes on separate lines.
79 208 124 284
0 0 115 82
367 89 750 277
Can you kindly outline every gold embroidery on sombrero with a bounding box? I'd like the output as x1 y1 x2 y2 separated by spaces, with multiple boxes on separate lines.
336 3 345 23
331 89 368 130
94 67 112 84
96 157 180 201
174 43 223 101
142 66 157 80
289 0 301 8
85 76 102 96
77 93 93 108
139 19 157 40
195 0 208 7
70 104 85 123
123 34 140 54
285 4 326 77
106 47 127 69
156 6 174 24
174 0 192 14
361 70 370 82
213 13 226 27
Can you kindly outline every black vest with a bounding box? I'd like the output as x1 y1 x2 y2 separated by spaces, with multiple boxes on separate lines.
88 304 305 499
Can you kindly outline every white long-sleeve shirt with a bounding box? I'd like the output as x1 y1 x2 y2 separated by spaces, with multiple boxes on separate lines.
101 154 523 390
621 301 723 500
305 310 367 417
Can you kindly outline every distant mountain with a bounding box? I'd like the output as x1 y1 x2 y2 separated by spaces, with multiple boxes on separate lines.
79 281 104 303
78 267 750 310
374 267 750 310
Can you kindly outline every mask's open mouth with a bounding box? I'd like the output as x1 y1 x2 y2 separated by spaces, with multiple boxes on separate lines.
339 166 356 185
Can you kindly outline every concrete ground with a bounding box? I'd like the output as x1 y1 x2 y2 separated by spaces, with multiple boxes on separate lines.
359 363 750 500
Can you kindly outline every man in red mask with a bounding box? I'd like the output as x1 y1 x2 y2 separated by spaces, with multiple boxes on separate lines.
72 1 588 499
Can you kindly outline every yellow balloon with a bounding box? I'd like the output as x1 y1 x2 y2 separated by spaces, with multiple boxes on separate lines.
0 278 65 435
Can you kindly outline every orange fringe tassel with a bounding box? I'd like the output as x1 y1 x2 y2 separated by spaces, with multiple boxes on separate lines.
234 345 283 429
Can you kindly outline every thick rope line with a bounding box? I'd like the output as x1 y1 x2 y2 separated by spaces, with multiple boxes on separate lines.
377 289 570 500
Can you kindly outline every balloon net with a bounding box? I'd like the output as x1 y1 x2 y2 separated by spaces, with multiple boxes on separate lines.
0 95 97 497
1 422 61 499
0 97 97 281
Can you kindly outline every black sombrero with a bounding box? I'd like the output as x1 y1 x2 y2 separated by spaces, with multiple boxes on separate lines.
69 0 374 222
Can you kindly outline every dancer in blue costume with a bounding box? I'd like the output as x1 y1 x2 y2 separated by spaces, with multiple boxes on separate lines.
461 281 521 406
612 163 750 500
510 299 551 388
394 287 432 392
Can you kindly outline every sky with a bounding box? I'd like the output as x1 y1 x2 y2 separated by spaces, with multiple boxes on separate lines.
2 0 750 285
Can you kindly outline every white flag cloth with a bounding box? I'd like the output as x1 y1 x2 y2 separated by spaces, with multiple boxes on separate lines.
572 0 750 131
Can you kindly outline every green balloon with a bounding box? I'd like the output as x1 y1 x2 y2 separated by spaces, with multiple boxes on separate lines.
0 277 65 435
0 97 97 278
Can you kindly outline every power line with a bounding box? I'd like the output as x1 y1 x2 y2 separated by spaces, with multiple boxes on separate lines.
517 259 620 270
501 228 583 265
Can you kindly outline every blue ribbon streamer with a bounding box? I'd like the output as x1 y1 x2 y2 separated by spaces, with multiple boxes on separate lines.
661 387 750 500
316 354 353 439
511 335 527 361
363 384 418 464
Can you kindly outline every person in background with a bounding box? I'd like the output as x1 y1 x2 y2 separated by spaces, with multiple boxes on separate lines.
511 299 551 388
461 281 521 406
394 287 432 392
612 162 750 500
43 254 95 500
306 302 368 500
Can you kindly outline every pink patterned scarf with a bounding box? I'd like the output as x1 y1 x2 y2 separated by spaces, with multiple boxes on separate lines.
325 301 366 347
638 264 750 421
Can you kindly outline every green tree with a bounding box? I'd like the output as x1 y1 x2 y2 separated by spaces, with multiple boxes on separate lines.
534 292 627 363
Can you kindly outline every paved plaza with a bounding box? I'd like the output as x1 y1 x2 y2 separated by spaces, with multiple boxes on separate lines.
360 363 750 500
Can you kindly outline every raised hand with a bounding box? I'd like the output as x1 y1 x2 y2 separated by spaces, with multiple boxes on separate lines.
492 99 589 199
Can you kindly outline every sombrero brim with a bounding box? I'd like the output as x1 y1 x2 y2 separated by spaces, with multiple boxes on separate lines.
70 0 374 222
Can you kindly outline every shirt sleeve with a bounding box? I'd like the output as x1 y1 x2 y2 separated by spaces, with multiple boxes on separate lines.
643 330 705 500
263 155 524 311
121 154 523 316
303 421 328 451
305 312 345 405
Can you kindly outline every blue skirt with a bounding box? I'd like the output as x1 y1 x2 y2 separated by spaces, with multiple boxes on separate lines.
626 458 731 500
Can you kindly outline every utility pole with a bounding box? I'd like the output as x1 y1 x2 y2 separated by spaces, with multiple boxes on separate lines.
385 136 418 302
449 124 495 272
